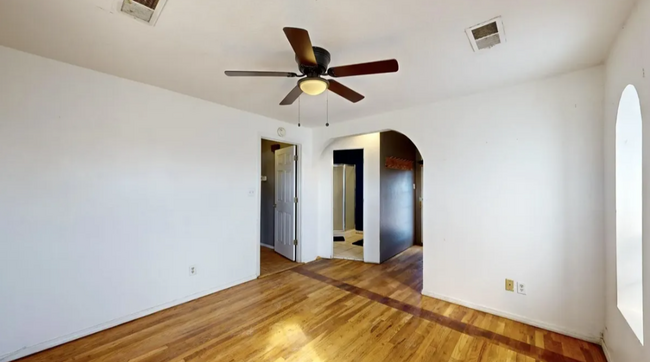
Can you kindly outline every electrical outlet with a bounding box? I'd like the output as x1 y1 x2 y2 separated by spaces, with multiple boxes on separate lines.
505 279 515 292
189 265 197 276
517 282 526 295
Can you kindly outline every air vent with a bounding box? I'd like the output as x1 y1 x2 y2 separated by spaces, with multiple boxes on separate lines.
466 17 506 52
134 0 159 8
121 0 168 25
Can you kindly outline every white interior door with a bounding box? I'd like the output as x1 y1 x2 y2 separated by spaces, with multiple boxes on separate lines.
274 146 296 261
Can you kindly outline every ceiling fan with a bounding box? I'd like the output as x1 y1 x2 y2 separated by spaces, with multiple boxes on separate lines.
225 27 399 106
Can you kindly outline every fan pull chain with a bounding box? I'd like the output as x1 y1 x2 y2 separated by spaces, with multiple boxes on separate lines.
326 91 330 127
298 96 301 127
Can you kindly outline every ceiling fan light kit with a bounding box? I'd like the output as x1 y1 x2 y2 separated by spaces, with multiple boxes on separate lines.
299 77 328 96
225 27 399 107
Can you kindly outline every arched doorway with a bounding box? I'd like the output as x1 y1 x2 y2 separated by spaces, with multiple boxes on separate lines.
318 130 425 267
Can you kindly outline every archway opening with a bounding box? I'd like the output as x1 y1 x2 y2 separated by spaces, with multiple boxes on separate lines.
320 130 424 268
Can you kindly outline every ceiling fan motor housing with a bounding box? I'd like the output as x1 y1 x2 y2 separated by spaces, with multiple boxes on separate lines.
297 46 331 76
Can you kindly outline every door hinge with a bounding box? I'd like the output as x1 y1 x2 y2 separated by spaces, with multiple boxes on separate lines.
293 239 298 246
294 197 298 203
294 155 298 161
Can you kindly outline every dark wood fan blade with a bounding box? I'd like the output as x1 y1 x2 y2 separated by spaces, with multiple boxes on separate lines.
327 59 399 78
225 71 298 77
280 85 303 105
283 27 317 66
328 80 364 103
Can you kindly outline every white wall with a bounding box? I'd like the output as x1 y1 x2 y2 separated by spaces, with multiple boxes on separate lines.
603 0 650 359
0 45 316 361
318 133 380 263
0 39 615 360
314 66 606 341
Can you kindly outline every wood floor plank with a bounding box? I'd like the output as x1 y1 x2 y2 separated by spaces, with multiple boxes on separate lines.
260 246 299 277
15 246 605 362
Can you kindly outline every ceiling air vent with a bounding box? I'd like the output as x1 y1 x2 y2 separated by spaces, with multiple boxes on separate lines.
121 0 168 25
466 17 506 52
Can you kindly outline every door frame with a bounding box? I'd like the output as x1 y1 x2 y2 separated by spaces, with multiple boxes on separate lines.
332 164 346 235
333 164 357 233
256 134 303 277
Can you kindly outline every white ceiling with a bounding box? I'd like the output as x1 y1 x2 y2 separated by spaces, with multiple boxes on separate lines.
0 0 636 126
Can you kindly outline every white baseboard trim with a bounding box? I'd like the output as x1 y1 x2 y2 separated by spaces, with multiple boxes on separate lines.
0 275 257 362
260 243 274 250
601 340 613 362
421 290 601 344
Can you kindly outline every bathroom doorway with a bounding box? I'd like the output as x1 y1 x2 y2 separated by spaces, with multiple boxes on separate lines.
332 150 364 261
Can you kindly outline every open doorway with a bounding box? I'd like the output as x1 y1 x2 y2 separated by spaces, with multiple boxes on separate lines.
259 139 299 277
332 149 364 261
323 131 423 265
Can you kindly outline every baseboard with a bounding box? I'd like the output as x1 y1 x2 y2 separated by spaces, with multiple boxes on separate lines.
260 243 274 250
421 290 601 344
601 339 613 362
0 275 257 362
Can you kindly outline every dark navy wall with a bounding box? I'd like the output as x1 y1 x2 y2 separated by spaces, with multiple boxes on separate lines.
333 149 364 231
379 131 416 263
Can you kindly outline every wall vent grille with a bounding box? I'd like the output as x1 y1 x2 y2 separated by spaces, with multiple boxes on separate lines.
134 0 159 9
466 17 506 52
121 0 167 25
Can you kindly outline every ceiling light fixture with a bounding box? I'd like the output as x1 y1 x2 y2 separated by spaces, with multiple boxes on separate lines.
299 77 329 96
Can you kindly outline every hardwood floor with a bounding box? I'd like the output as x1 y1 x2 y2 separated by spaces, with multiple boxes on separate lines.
259 246 299 278
16 246 605 362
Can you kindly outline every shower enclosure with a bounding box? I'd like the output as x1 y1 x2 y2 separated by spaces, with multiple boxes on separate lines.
333 164 356 233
